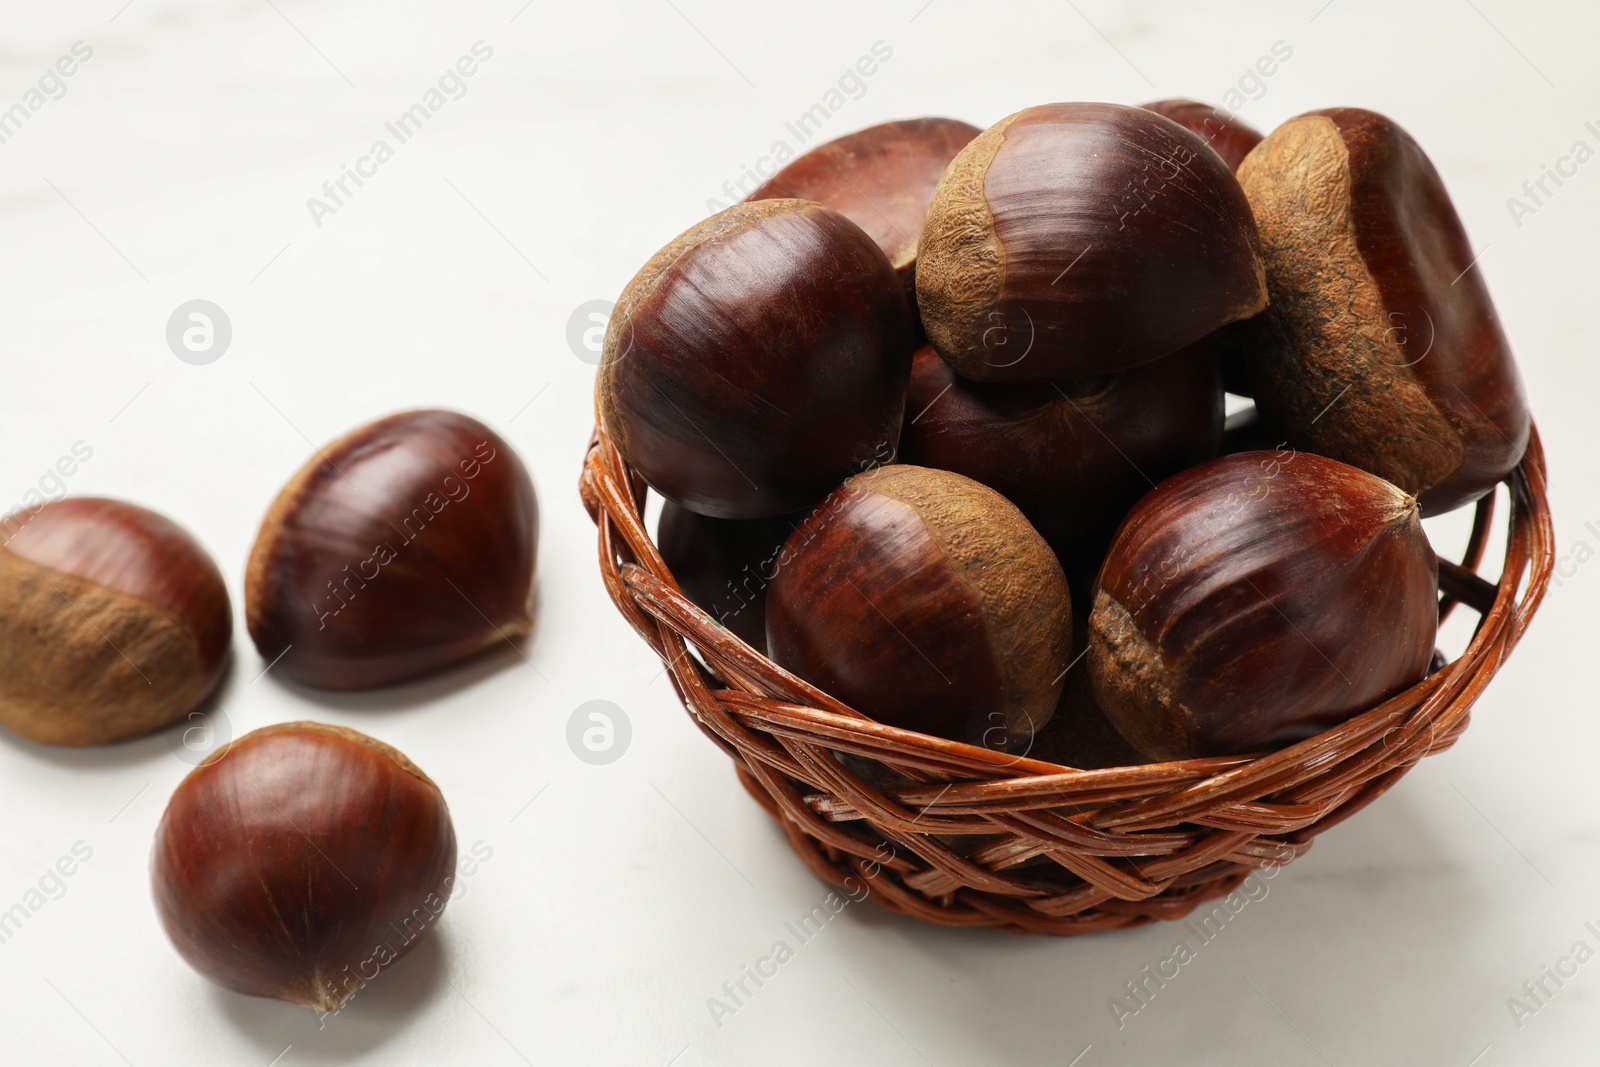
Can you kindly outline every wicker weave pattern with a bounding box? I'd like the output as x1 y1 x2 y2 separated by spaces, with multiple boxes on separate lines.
581 418 1553 936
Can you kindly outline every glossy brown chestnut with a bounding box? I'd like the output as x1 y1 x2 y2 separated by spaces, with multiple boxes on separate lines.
657 502 801 652
152 722 456 1013
245 409 538 690
1237 107 1530 515
899 342 1222 603
1088 451 1439 761
916 102 1266 382
746 117 980 301
599 199 913 519
766 465 1072 747
1139 98 1263 171
0 498 231 745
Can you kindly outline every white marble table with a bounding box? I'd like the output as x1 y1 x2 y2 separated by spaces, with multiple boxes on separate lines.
1 1 1595 1063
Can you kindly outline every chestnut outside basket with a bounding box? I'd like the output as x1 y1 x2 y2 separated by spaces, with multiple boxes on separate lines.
580 416 1554 936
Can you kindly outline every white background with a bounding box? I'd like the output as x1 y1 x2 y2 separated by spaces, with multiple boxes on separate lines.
0 1 1595 1064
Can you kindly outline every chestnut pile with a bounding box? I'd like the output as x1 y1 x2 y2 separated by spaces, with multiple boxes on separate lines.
600 100 1529 764
0 408 538 1012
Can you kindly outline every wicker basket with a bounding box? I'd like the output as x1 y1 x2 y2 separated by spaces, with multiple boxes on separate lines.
580 413 1554 936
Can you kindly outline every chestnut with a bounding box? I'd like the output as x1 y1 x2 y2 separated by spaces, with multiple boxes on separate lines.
1236 107 1530 515
1139 98 1263 171
746 117 981 303
766 465 1072 747
245 409 538 690
916 102 1266 382
657 503 800 652
0 498 230 746
899 342 1222 603
1088 451 1438 761
151 721 456 1014
598 199 913 519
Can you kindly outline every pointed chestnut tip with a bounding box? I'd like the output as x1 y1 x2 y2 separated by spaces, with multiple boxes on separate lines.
0 496 232 746
245 409 539 690
304 980 354 1015
491 608 535 646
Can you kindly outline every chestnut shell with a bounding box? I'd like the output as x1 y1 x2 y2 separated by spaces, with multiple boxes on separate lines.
1237 107 1530 515
0 497 231 745
151 722 457 1013
916 102 1267 382
599 199 914 519
1088 451 1438 760
766 465 1072 747
245 409 538 690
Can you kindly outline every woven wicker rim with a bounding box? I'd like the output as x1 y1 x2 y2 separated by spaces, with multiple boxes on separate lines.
581 411 1553 936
